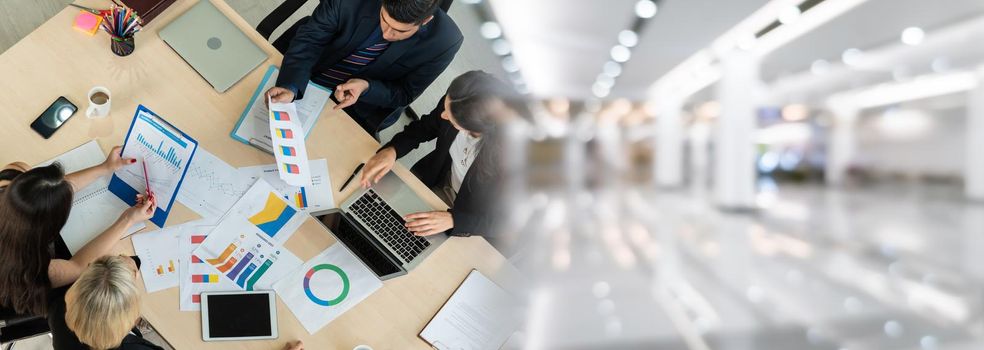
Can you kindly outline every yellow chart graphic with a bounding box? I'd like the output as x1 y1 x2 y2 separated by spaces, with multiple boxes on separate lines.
248 192 297 238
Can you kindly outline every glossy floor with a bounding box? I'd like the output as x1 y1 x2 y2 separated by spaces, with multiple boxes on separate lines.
511 181 984 350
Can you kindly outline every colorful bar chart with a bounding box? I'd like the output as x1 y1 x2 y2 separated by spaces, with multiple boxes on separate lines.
236 263 258 288
294 187 308 208
272 111 291 121
227 252 255 280
217 257 239 273
206 243 237 265
276 128 294 139
136 133 183 168
283 163 300 174
248 193 298 238
190 236 206 263
154 260 176 276
246 259 274 291
280 146 297 157
192 274 220 283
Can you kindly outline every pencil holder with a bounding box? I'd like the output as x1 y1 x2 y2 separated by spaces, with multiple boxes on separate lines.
111 35 135 57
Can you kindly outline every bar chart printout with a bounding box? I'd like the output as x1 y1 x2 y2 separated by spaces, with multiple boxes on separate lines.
110 105 197 227
191 214 301 292
238 159 334 213
227 179 307 243
268 99 312 186
131 225 183 293
178 217 238 311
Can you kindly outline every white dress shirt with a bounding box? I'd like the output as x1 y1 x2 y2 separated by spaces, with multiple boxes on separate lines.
449 131 482 193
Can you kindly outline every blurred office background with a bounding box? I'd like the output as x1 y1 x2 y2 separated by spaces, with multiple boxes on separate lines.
468 0 984 349
4 0 984 349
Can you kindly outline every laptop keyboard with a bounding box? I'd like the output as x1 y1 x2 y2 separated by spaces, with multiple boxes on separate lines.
349 189 430 263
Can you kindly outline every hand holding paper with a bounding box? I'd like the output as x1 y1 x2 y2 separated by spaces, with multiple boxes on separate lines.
268 97 313 187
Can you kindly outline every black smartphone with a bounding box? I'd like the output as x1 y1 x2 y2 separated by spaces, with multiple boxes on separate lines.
30 96 78 139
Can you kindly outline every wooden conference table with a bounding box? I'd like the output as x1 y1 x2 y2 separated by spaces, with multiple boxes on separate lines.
0 0 517 348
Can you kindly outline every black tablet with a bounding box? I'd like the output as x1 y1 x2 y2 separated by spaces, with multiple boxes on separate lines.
200 291 278 341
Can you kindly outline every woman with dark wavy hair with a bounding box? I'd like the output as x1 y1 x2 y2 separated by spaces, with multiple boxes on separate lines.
360 70 529 239
0 147 156 317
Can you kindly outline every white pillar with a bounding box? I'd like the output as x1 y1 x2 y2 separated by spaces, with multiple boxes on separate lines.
689 122 711 193
713 51 760 209
825 105 859 186
966 68 984 200
656 99 685 187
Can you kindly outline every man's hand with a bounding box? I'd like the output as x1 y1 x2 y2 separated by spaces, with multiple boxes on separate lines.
333 79 369 110
266 87 296 106
405 211 453 236
360 147 397 188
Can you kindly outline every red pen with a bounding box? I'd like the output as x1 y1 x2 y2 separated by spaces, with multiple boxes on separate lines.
141 159 155 203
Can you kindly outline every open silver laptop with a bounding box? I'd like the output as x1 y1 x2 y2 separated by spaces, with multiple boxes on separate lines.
159 0 266 92
311 172 447 280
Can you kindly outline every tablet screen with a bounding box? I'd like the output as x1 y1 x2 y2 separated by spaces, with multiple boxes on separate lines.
204 293 273 338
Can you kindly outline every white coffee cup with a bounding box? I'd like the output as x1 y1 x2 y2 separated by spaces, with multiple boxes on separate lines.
353 345 373 350
86 86 111 118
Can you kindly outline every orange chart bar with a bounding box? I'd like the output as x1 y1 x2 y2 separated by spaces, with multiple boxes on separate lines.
217 257 239 273
206 243 238 265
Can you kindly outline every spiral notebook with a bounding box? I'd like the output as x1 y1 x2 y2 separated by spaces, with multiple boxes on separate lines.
38 140 145 254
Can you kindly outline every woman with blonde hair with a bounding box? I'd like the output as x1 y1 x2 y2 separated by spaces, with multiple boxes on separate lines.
48 255 162 350
48 255 306 350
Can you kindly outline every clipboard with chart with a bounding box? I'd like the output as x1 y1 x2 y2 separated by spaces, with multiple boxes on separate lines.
109 105 198 228
230 65 332 152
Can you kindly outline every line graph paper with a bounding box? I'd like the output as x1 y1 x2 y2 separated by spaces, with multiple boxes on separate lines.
177 148 255 217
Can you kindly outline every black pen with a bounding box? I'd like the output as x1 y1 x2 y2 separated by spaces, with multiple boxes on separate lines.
339 163 365 191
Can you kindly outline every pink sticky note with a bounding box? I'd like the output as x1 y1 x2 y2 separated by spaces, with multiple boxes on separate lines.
73 11 102 36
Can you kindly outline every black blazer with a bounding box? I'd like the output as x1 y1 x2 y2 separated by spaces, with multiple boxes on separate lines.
277 0 463 108
382 97 500 237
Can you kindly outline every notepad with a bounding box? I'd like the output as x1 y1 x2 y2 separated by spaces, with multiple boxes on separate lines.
37 141 145 254
73 11 102 36
419 270 521 350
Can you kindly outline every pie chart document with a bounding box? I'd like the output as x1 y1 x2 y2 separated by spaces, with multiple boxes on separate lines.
274 244 383 334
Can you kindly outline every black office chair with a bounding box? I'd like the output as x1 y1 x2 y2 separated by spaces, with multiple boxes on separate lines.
0 241 69 349
257 0 455 54
1 307 50 349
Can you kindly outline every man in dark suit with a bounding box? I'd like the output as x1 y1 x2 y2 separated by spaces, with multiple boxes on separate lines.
265 0 463 136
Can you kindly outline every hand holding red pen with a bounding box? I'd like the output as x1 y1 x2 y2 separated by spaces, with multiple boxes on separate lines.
123 193 156 225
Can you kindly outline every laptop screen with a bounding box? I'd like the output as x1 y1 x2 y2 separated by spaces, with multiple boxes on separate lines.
315 211 403 278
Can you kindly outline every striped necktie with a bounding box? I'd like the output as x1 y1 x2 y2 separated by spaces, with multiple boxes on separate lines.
315 40 391 90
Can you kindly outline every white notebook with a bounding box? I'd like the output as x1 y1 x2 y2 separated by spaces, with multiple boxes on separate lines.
38 140 145 254
419 270 520 350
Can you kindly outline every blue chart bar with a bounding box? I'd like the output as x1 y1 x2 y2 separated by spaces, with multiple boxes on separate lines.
136 133 182 168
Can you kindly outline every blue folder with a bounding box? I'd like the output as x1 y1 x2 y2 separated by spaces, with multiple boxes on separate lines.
108 105 198 227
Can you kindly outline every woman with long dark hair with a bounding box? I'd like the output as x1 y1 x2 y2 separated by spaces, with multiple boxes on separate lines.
0 147 156 316
360 70 528 238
